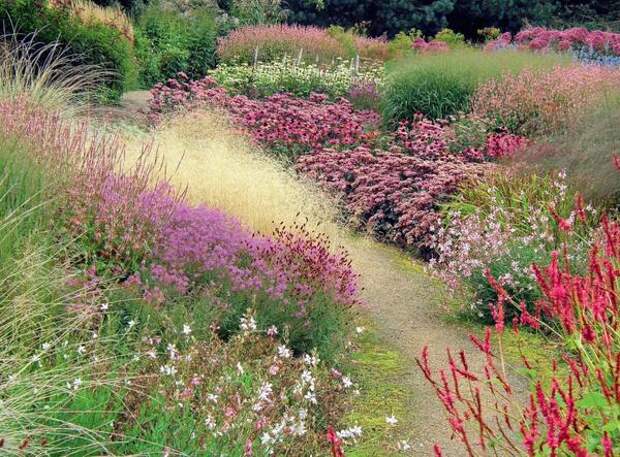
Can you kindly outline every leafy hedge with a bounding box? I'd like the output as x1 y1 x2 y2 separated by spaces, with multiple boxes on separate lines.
135 4 219 86
0 0 138 100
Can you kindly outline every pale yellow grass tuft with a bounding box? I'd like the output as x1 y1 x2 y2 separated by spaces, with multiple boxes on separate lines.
50 0 135 43
127 110 341 237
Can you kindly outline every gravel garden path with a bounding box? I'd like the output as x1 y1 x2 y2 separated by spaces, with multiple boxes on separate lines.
112 91 515 456
346 239 490 456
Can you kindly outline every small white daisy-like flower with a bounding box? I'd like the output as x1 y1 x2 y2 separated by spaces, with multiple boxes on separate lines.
100 303 109 311
182 324 192 336
42 343 51 351
342 376 353 388
77 345 86 355
127 319 136 329
355 326 365 334
386 415 398 426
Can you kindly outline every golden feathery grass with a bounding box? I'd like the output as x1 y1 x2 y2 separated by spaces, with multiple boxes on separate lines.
49 0 135 43
128 109 344 238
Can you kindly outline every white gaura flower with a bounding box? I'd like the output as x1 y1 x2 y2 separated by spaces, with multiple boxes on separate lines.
205 415 216 430
277 345 291 359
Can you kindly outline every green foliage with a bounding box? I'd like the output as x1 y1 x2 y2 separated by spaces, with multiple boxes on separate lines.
433 27 465 47
463 241 546 323
285 0 569 39
118 394 215 455
386 29 421 59
135 3 218 86
216 288 351 361
0 136 51 262
343 322 415 456
230 0 285 26
0 0 137 100
381 48 567 123
326 25 358 58
477 26 501 42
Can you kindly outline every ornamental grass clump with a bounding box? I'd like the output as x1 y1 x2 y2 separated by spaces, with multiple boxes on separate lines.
381 48 569 123
419 206 620 456
472 65 620 137
521 90 620 204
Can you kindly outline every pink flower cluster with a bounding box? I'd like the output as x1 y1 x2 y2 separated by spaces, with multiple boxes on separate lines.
216 24 348 64
296 145 487 251
215 92 380 154
484 133 528 159
412 38 450 54
486 27 620 56
149 75 380 154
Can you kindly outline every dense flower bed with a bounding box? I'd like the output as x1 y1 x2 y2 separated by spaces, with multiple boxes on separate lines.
429 169 597 321
148 75 535 252
419 208 620 456
149 75 380 155
0 99 359 358
208 59 383 99
296 145 487 252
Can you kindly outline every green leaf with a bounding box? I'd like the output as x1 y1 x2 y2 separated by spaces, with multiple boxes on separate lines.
577 391 608 409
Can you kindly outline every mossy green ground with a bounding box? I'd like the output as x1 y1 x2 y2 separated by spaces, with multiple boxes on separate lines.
344 318 415 456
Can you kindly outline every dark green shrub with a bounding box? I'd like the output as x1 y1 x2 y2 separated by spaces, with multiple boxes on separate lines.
135 4 218 86
0 0 138 100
